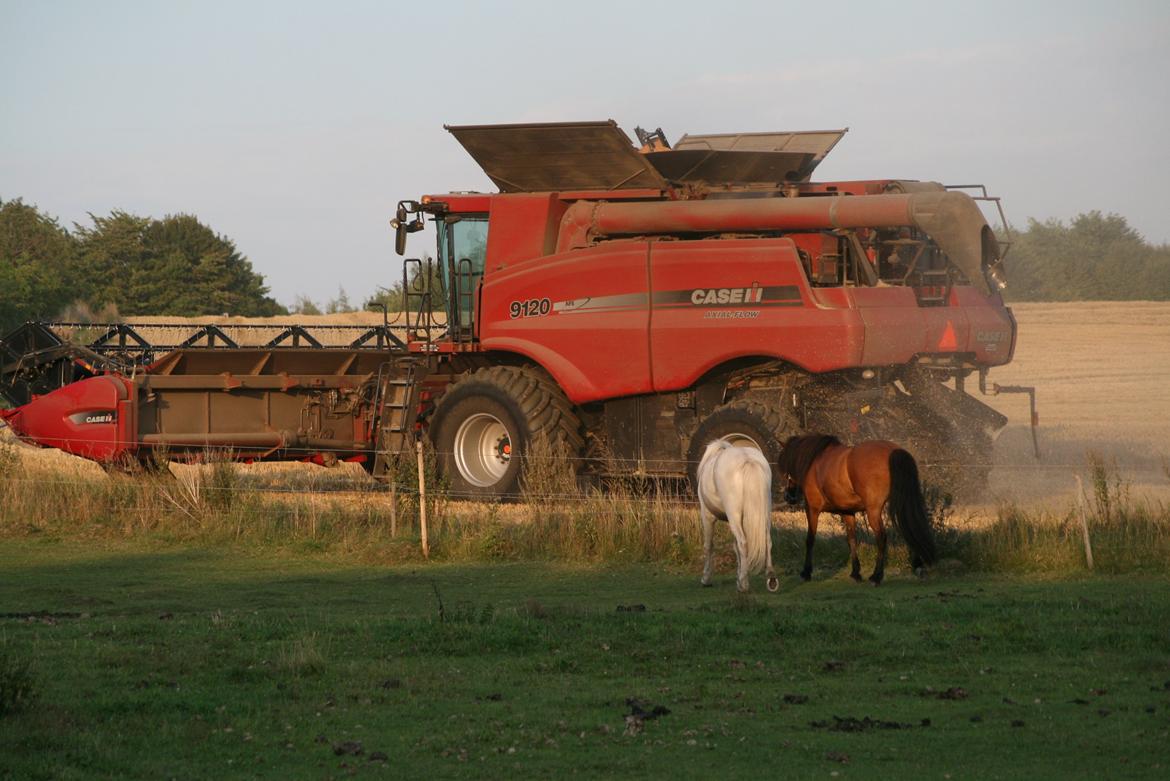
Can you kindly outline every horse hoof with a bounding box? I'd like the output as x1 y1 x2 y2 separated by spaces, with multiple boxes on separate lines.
914 567 927 580
869 574 884 586
766 577 780 593
799 570 812 582
700 580 713 588
850 572 863 583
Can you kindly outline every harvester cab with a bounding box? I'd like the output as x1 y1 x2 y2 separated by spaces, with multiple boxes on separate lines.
394 196 487 346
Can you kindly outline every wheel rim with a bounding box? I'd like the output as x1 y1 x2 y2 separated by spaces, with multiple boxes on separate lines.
452 413 512 487
720 432 762 451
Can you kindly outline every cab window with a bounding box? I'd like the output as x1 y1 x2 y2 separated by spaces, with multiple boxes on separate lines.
437 215 489 338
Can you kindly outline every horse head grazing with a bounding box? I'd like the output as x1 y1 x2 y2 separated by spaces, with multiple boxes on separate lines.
777 434 841 497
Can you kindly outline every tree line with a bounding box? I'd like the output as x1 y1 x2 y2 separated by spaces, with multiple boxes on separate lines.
2 198 1167 335
0 198 441 334
1003 211 1170 301
0 198 286 332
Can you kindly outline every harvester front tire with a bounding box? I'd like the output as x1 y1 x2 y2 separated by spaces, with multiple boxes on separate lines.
430 366 582 501
686 399 792 500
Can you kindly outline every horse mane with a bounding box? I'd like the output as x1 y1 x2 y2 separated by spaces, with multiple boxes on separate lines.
777 434 841 484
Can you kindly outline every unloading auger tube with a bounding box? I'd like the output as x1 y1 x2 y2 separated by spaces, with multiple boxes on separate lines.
558 191 1003 295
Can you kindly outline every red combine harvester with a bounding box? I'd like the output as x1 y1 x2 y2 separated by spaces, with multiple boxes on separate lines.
0 121 1037 497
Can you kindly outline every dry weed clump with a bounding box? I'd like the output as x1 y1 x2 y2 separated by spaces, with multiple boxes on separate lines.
432 435 698 563
277 633 327 677
508 436 697 563
0 447 402 555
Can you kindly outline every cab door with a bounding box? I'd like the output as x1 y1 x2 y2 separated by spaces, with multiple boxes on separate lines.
438 215 489 342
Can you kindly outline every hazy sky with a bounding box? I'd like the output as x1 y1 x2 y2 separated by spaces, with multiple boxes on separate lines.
2 0 1168 307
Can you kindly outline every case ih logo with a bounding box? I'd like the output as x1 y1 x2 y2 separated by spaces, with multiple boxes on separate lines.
542 284 803 315
689 285 764 306
652 284 802 309
68 410 116 425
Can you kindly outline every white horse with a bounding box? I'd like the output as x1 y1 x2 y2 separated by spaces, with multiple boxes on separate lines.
696 440 779 593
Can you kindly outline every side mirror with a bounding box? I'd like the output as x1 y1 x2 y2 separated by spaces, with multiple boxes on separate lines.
394 221 407 256
391 202 410 256
391 201 425 256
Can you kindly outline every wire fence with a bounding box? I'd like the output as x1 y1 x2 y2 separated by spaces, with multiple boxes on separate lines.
3 417 1168 510
2 426 1166 471
0 469 1167 508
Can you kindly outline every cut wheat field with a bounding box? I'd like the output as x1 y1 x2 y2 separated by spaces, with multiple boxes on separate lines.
983 301 1170 508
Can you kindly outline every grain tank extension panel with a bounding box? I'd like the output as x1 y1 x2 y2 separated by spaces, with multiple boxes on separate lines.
446 121 848 191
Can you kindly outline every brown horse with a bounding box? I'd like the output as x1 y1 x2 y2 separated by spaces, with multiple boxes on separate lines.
777 434 938 585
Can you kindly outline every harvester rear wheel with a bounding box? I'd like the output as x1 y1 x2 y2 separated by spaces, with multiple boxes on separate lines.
686 399 793 500
430 366 583 501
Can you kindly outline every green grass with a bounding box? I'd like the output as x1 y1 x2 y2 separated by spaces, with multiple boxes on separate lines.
1 541 1168 779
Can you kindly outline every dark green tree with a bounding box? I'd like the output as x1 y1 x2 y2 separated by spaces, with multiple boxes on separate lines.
75 211 285 316
0 198 78 332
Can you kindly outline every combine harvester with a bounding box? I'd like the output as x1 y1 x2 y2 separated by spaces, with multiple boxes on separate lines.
0 121 1038 497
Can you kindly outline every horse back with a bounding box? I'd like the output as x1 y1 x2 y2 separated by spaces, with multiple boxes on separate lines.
846 440 903 499
805 440 896 512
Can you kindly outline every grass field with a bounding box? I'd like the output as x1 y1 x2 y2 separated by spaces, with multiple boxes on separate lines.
2 543 1168 780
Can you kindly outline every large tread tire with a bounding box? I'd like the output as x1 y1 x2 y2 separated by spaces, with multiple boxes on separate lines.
686 399 793 500
429 366 582 500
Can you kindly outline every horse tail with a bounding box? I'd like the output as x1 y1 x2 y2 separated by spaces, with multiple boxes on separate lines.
887 449 938 566
738 456 772 574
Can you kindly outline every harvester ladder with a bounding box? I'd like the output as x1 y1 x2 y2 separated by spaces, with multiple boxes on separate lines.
371 359 427 480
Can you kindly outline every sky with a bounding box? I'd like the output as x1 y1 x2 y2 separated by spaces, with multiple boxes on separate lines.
2 0 1168 307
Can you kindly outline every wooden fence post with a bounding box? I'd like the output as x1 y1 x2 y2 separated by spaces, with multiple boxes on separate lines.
417 441 429 559
389 475 398 537
1073 474 1094 571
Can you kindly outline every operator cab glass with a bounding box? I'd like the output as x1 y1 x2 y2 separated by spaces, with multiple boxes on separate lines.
436 215 489 340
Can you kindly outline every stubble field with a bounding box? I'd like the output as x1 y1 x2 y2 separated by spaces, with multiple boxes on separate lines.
983 301 1170 508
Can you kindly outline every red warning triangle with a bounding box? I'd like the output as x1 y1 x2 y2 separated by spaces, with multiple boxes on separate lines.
938 321 957 351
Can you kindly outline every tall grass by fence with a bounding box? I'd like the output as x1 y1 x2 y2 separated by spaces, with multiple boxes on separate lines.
961 452 1170 573
0 439 1166 575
